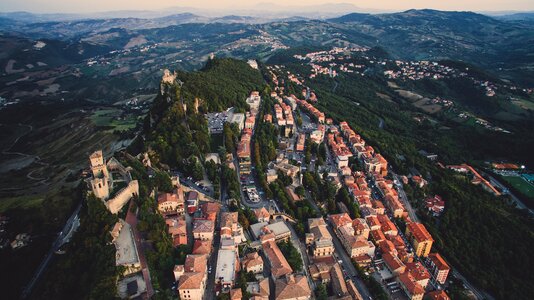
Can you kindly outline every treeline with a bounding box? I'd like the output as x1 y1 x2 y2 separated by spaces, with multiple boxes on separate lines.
176 57 265 112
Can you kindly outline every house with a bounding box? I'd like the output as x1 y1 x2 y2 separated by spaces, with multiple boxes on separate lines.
247 277 270 299
193 219 215 241
230 288 242 300
307 218 334 257
338 227 375 258
274 160 300 178
274 274 311 300
378 214 398 236
352 218 370 240
177 254 208 300
192 240 212 255
177 272 206 300
296 134 305 152
165 216 188 247
201 202 221 221
262 240 293 279
254 207 271 223
157 188 185 215
187 191 199 214
426 253 450 285
266 169 278 183
220 212 246 244
398 272 425 300
308 263 331 284
346 279 364 300
241 252 264 274
411 175 427 188
405 261 431 288
383 251 406 276
263 221 291 242
328 213 352 230
366 215 381 231
405 222 434 257
285 186 301 203
425 195 445 217
215 249 239 291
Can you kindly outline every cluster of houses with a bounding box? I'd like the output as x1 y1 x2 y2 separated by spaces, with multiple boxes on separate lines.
288 90 452 299
295 97 325 124
249 207 313 300
293 47 369 79
273 101 294 137
236 92 262 176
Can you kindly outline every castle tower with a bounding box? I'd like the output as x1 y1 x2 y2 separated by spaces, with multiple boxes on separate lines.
89 150 110 200
90 150 109 179
91 177 110 200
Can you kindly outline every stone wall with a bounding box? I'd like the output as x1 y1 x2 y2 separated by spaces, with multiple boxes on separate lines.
107 180 139 214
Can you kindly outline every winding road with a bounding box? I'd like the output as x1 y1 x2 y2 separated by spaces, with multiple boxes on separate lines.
21 201 82 299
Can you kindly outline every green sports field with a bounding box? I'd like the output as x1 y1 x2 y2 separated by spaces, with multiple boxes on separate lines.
501 175 534 199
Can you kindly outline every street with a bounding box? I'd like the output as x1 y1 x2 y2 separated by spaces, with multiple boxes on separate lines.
21 200 83 299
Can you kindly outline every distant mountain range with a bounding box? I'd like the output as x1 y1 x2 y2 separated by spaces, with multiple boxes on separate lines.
1 9 533 88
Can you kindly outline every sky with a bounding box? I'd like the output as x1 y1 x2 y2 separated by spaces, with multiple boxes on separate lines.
2 0 533 14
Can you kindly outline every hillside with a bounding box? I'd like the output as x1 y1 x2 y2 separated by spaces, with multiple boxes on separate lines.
141 58 264 170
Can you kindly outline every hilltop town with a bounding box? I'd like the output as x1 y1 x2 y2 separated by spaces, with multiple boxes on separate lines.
8 49 533 300
72 59 467 300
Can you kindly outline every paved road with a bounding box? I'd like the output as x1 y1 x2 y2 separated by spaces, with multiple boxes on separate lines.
21 200 82 299
327 224 372 300
390 172 418 222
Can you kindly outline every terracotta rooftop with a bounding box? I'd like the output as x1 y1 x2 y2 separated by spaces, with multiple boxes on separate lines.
230 288 243 300
405 261 431 282
184 254 208 273
254 207 270 220
263 240 292 278
220 211 239 229
406 222 434 243
177 272 204 290
201 202 221 215
158 192 183 204
275 274 311 300
426 290 451 300
398 272 425 296
328 213 352 229
383 251 405 272
428 252 450 271
192 240 212 255
242 252 264 269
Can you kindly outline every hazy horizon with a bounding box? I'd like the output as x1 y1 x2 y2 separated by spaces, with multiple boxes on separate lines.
1 0 534 14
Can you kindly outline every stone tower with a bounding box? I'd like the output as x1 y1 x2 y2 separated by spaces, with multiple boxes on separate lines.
89 150 110 200
90 150 109 179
